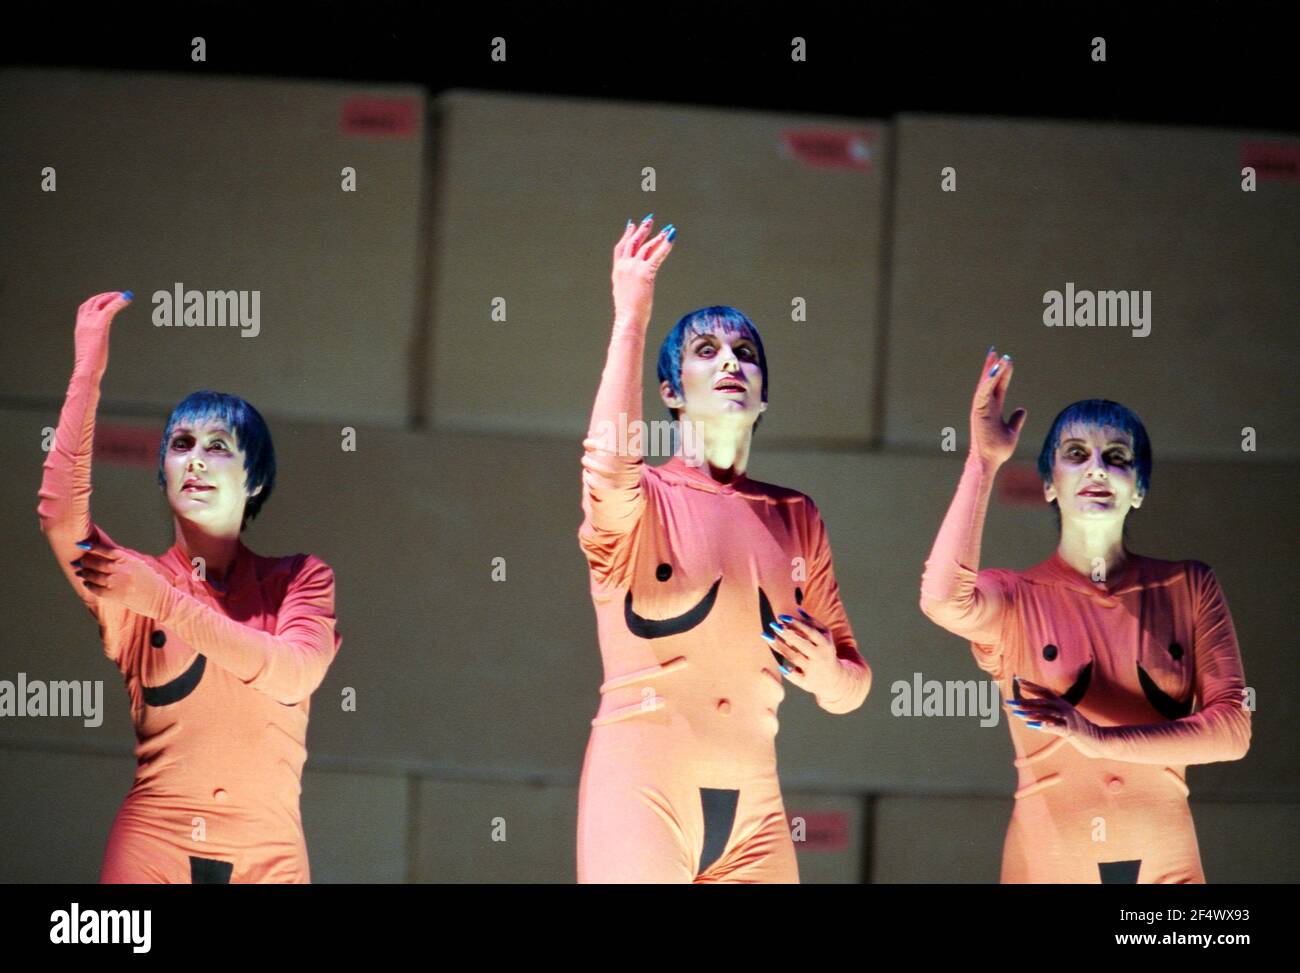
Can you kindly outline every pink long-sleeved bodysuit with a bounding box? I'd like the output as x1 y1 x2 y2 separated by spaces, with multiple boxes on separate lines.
921 454 1250 883
576 321 870 883
37 329 341 884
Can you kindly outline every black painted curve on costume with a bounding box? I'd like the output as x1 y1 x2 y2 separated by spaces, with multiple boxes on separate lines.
1013 660 1093 706
1137 664 1194 719
757 587 788 669
142 654 206 706
624 577 722 639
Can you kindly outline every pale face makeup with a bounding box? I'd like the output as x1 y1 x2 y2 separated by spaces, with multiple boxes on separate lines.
1044 423 1144 523
661 327 767 428
163 418 260 532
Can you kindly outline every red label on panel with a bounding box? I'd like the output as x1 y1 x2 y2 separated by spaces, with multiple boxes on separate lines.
998 463 1044 506
788 810 851 851
340 96 420 138
96 424 160 468
1241 142 1300 181
780 129 875 170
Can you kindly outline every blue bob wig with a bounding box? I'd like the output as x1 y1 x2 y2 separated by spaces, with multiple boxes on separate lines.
157 391 276 531
656 306 769 428
1037 399 1152 524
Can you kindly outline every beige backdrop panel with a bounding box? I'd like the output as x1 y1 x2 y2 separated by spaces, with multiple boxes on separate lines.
884 114 1300 462
0 68 425 425
427 90 884 446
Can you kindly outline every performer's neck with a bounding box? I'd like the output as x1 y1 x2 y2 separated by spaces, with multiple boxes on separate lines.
676 416 754 483
1057 522 1129 583
172 519 242 587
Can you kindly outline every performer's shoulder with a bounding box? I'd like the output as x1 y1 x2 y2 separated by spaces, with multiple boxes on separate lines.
251 549 336 583
744 475 809 506
1134 554 1216 585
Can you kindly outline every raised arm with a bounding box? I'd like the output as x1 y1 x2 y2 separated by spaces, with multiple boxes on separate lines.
36 292 134 631
919 348 1027 645
578 217 674 578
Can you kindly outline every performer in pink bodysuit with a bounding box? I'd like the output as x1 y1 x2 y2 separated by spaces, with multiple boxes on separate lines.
920 348 1250 883
577 217 871 883
38 291 341 883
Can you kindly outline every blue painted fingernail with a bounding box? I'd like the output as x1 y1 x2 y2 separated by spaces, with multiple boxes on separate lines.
989 363 1001 377
641 213 653 222
1027 721 1042 729
988 345 995 354
769 621 784 632
778 614 795 624
666 226 676 242
76 541 92 550
798 609 812 620
779 663 790 675
121 290 133 301
1002 354 1012 363
70 559 82 566
760 632 776 643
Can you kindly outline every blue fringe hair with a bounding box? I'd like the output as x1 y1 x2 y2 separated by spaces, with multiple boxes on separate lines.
656 306 769 430
1037 399 1151 529
157 391 276 531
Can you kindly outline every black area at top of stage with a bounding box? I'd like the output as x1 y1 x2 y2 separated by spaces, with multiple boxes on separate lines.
2 0 1298 132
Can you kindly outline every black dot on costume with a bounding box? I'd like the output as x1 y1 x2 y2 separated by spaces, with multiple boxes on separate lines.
1168 641 1184 661
1042 643 1058 661
795 587 804 605
656 563 672 582
150 630 167 649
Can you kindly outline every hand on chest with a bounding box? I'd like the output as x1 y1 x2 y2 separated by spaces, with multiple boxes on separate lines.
1013 587 1194 722
134 574 272 709
624 496 809 651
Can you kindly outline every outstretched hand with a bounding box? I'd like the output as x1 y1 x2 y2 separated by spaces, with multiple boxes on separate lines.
970 346 1027 466
611 216 674 326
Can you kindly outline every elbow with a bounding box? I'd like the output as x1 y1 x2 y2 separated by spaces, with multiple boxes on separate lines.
1233 709 1253 761
258 645 337 707
821 660 871 715
919 594 953 628
269 673 320 707
37 506 59 537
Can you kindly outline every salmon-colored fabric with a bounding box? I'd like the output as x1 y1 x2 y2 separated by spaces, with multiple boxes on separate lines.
576 321 869 883
921 453 1251 883
37 328 341 883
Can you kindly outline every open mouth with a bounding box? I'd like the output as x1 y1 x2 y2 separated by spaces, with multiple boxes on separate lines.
714 382 746 394
1079 490 1113 498
182 483 215 493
